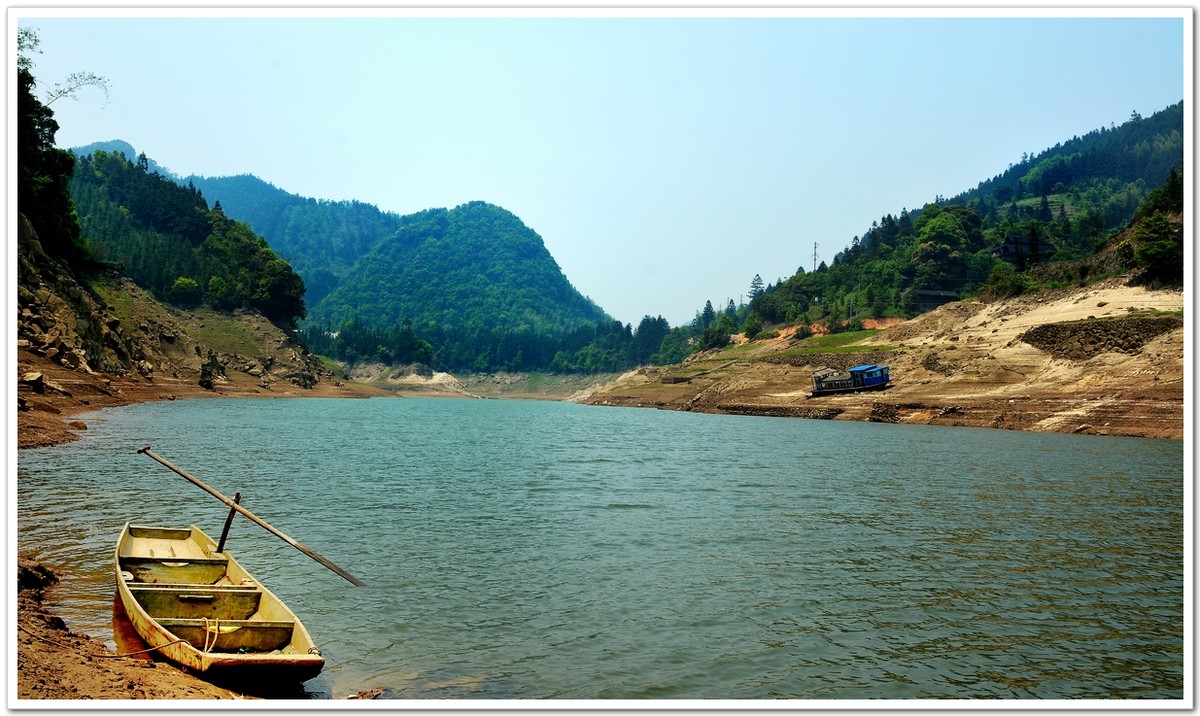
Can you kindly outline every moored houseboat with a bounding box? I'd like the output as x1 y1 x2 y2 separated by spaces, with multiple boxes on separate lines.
808 364 891 397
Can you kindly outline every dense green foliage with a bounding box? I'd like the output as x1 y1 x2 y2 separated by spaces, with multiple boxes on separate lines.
316 201 654 372
17 32 85 263
182 174 397 308
1126 167 1184 286
169 175 668 373
69 151 307 326
955 104 1182 226
298 318 434 366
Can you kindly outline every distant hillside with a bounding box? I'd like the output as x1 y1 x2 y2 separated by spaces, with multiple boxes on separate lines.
313 201 610 369
162 175 621 372
746 101 1184 331
180 174 395 308
69 139 170 176
951 102 1183 213
68 149 393 308
71 99 1183 375
71 150 669 373
68 151 307 327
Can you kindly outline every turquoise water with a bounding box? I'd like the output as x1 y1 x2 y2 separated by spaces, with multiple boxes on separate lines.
16 397 1185 701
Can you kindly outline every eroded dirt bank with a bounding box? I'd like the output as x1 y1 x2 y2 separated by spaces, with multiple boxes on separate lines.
581 279 1185 441
15 345 396 450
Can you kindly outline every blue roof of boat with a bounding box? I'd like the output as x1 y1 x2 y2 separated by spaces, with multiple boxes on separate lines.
848 364 885 372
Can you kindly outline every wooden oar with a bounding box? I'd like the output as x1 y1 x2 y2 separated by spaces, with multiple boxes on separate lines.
138 446 365 587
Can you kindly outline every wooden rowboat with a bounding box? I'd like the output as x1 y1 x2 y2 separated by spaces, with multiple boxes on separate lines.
114 522 325 683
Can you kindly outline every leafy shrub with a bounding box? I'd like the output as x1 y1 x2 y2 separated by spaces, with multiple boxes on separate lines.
979 263 1027 301
1132 210 1182 284
169 276 202 307
740 313 763 340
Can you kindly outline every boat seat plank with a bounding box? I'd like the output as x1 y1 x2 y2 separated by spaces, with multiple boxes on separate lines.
126 583 259 592
120 556 228 566
156 618 296 653
130 584 264 620
119 556 228 585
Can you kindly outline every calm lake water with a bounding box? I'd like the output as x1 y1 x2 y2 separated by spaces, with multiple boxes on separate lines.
16 397 1185 701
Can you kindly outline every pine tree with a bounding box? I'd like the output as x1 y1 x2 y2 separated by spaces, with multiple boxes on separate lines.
749 274 765 300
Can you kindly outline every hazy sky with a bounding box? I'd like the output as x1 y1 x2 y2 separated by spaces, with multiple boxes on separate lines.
16 9 1188 326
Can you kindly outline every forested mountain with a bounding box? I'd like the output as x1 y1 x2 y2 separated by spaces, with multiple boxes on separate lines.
68 151 307 327
309 202 618 371
181 174 396 308
153 173 661 372
74 148 675 373
64 154 383 309
951 103 1183 218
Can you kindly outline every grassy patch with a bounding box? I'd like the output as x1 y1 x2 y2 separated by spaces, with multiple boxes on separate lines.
89 280 136 324
89 280 263 356
802 329 883 349
706 343 761 361
772 329 900 358
314 354 347 377
182 309 263 355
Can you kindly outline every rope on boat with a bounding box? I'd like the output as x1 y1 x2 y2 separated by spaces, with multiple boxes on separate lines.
17 622 187 659
201 618 219 653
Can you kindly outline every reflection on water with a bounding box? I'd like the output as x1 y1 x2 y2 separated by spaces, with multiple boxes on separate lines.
109 595 153 662
18 397 1184 701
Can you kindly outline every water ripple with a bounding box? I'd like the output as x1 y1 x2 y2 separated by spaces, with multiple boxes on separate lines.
17 398 1183 700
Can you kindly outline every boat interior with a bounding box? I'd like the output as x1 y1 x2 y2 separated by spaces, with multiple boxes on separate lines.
119 525 299 653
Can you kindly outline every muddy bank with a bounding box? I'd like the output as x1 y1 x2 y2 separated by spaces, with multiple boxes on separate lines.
16 346 395 450
15 555 248 701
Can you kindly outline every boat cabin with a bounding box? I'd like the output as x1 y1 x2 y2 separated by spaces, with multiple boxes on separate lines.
810 364 890 395
848 364 889 388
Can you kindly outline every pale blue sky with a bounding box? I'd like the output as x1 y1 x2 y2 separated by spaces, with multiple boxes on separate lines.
16 10 1188 326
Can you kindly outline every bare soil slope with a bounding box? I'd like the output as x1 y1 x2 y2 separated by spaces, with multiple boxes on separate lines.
583 278 1184 440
